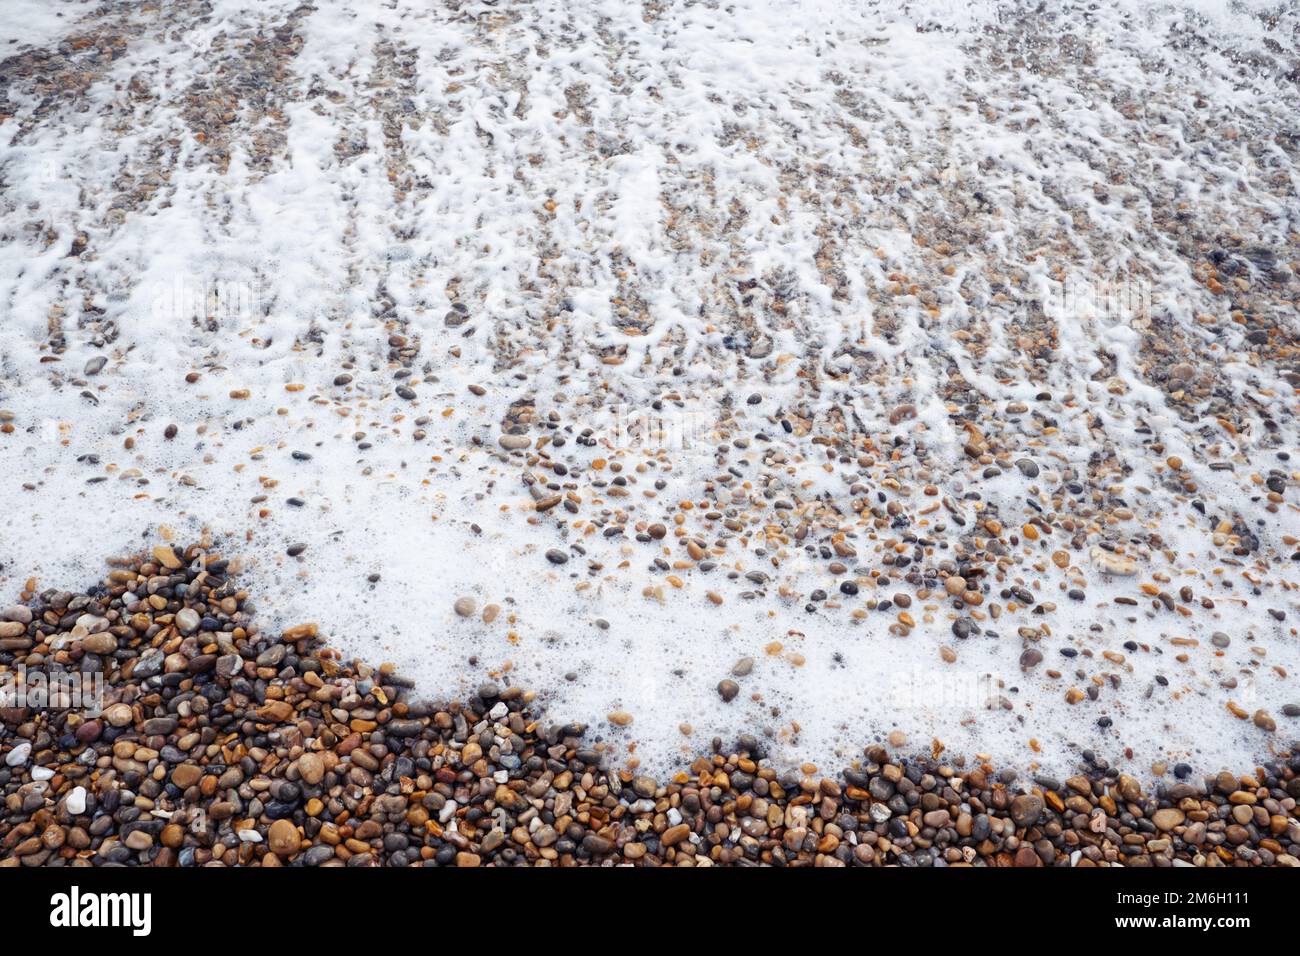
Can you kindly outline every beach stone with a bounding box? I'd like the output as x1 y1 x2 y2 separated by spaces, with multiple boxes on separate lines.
268 819 300 857
81 632 116 655
1 606 32 625
134 649 165 679
1014 845 1040 867
152 545 183 570
1009 794 1043 828
1090 547 1136 576
171 764 203 789
103 703 134 728
1153 808 1185 831
661 823 691 846
142 717 177 735
65 787 86 815
257 700 294 722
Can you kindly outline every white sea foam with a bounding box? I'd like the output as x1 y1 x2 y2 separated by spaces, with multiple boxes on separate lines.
1 0 1297 777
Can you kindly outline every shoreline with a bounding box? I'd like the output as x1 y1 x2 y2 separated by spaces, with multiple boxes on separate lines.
1 542 1296 867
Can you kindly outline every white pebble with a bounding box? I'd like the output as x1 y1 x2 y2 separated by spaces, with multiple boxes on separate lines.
439 799 457 824
75 613 109 634
4 742 31 767
65 786 87 815
31 766 55 781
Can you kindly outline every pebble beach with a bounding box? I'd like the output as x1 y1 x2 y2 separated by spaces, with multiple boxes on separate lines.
1 541 1297 866
1 0 1299 867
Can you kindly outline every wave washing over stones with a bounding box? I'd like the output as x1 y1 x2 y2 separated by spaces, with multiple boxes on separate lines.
0 542 1296 867
0 0 1298 806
